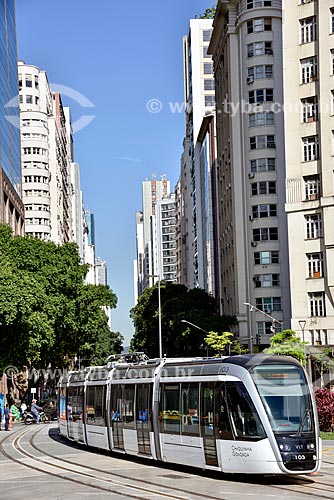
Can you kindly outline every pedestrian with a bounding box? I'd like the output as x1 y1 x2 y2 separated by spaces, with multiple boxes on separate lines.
4 404 11 431
0 405 2 431
20 401 27 417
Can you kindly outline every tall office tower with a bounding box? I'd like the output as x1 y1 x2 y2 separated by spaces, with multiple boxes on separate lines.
209 0 291 348
155 194 177 283
95 256 107 286
177 18 215 290
0 0 24 235
134 176 170 299
70 162 84 260
134 211 144 303
83 209 95 284
283 0 334 347
18 62 73 244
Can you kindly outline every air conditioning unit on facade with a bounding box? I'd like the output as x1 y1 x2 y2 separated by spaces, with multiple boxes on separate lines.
251 241 258 247
247 77 254 84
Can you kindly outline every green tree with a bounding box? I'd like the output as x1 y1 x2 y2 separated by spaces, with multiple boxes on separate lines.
263 329 307 364
130 282 236 357
0 224 118 373
196 4 217 19
204 331 233 356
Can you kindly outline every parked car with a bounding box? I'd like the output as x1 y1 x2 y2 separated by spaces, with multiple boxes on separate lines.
40 399 57 420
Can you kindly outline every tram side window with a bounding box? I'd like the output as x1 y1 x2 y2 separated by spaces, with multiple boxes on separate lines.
181 383 199 436
123 384 135 429
111 384 123 422
160 384 180 434
224 382 266 440
201 383 215 436
136 383 152 428
86 386 106 426
215 384 233 440
67 386 84 422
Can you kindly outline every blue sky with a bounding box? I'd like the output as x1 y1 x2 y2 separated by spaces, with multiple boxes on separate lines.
16 0 213 346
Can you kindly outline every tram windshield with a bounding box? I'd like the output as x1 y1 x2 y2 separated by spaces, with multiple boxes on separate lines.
251 364 313 434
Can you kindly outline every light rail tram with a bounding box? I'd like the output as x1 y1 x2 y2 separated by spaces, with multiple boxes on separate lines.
58 354 322 475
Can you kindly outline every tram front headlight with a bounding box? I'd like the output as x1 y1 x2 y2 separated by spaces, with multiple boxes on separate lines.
279 444 291 452
306 443 315 450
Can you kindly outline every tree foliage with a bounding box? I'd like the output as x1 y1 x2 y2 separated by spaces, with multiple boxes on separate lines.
263 329 307 364
0 224 119 372
196 4 217 19
130 282 236 358
204 331 233 356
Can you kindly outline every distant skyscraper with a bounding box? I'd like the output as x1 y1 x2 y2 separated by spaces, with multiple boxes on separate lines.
0 0 24 234
95 256 107 286
155 194 177 283
83 209 95 284
134 176 170 300
84 209 95 246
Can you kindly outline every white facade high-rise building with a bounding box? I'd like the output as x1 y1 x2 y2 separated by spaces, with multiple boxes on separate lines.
209 0 291 347
18 62 73 244
283 0 334 346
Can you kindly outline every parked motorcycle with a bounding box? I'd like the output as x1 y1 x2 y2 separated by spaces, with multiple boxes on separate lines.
23 410 51 425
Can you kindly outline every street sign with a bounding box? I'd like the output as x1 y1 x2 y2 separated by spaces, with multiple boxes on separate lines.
30 388 36 394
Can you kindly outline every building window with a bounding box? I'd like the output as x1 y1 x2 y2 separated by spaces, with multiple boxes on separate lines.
257 322 274 335
255 297 281 313
203 46 210 58
254 250 279 264
19 94 23 103
301 96 318 123
304 175 320 200
253 227 278 241
309 292 326 317
205 95 215 107
204 79 215 90
300 17 317 44
248 41 273 57
247 18 272 34
254 274 280 288
307 253 323 278
247 0 272 8
249 112 274 127
26 95 33 104
248 65 273 82
300 56 317 84
252 204 277 218
204 63 213 74
251 180 276 195
302 135 319 161
305 213 322 239
249 88 273 104
250 158 275 172
203 30 212 42
331 50 334 75
25 74 32 87
34 75 39 89
250 135 275 150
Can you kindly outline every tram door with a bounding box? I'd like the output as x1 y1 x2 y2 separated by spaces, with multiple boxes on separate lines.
200 383 218 466
136 383 152 455
111 384 124 450
67 386 84 442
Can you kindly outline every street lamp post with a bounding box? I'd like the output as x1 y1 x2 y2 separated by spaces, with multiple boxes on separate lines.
181 319 209 357
148 275 162 359
244 302 283 352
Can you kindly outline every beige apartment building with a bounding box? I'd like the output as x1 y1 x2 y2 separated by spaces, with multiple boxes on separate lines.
209 0 291 349
283 0 334 346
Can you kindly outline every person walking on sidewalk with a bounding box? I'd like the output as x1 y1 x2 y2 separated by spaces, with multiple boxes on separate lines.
4 404 11 431
0 405 2 430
